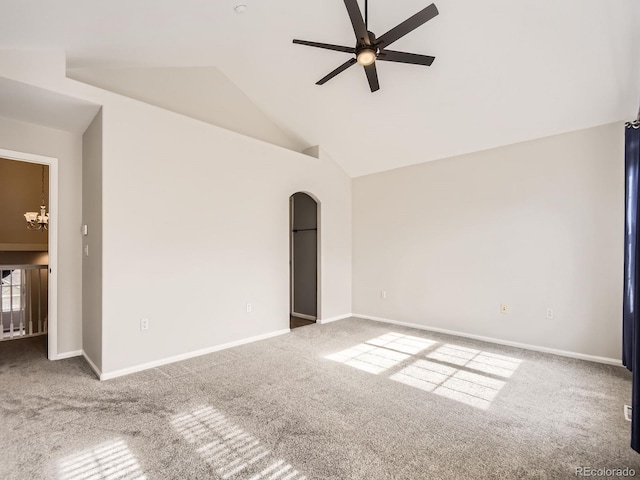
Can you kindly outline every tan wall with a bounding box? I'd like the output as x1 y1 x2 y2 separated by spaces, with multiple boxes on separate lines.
0 158 49 248
0 251 48 265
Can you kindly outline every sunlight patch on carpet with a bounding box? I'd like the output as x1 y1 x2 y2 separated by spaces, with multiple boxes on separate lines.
57 439 146 480
325 332 435 374
427 344 522 378
172 406 306 480
391 359 506 410
327 332 523 410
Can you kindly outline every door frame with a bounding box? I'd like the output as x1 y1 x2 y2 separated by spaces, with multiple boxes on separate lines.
289 192 321 322
0 148 59 360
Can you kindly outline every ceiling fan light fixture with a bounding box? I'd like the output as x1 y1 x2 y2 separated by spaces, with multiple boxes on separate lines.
357 48 376 66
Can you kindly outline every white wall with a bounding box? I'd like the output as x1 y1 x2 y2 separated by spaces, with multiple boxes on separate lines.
82 110 102 370
0 51 352 376
316 148 352 321
353 123 624 360
0 115 83 355
100 97 352 374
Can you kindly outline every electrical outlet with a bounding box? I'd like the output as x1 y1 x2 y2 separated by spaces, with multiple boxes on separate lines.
381 290 387 299
246 303 252 313
546 308 554 319
500 304 508 314
140 318 149 331
84 245 89 257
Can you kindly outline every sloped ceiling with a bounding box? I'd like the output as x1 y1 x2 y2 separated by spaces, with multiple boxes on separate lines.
0 76 99 133
67 67 306 151
0 0 639 176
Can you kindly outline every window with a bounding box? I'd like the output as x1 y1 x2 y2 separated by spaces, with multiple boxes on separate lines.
1 269 22 312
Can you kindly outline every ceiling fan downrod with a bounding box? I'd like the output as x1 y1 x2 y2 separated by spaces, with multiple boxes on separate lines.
365 0 368 30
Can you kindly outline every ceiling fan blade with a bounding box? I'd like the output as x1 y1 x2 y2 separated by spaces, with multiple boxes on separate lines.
364 63 380 92
376 3 439 50
377 50 435 66
317 58 358 85
344 0 371 45
293 39 355 54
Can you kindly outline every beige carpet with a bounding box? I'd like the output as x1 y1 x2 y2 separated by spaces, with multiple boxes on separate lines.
0 317 638 479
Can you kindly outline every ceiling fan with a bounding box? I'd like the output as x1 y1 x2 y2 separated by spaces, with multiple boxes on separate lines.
293 0 439 93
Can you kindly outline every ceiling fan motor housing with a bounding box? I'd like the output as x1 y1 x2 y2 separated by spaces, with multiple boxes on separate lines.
363 31 376 46
356 32 377 66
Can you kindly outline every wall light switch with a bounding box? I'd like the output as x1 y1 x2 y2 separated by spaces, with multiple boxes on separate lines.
82 225 88 236
84 245 89 257
500 304 508 314
381 290 387 299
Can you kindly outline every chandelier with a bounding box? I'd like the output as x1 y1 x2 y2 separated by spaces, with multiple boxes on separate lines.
24 165 48 231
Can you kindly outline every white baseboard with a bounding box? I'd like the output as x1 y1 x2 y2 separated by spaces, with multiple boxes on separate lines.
99 328 291 381
52 349 82 360
353 314 622 366
292 312 317 321
318 314 352 325
82 351 102 379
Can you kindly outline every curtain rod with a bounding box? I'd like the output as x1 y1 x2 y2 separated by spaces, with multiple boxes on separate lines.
627 102 640 129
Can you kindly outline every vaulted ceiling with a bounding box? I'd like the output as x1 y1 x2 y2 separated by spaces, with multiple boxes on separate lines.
1 0 639 176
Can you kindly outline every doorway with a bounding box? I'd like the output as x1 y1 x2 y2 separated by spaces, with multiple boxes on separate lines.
290 192 319 329
0 148 58 359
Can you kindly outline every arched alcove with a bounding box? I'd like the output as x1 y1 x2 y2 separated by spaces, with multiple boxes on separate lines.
289 192 320 329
